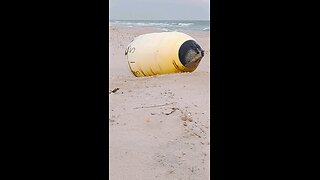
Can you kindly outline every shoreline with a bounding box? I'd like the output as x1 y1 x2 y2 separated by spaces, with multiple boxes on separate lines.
109 24 210 33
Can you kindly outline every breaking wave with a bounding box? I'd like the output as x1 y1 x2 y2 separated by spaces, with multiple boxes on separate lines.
109 20 210 32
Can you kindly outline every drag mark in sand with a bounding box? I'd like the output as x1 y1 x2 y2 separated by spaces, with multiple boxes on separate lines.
133 102 176 109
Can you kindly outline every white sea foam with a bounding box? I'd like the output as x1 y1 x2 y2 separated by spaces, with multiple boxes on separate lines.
160 28 169 32
109 20 209 32
177 23 194 26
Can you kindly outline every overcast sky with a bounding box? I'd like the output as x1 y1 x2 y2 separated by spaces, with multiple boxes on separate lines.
109 0 210 20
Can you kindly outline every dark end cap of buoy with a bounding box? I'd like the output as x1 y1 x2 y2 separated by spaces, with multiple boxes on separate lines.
178 40 204 70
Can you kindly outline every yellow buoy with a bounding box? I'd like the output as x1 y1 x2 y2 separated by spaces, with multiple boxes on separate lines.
125 32 204 77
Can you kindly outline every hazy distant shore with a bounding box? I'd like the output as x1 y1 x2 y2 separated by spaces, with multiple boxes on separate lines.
109 25 210 180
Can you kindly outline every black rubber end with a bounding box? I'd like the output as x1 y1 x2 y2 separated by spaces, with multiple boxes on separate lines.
178 40 204 68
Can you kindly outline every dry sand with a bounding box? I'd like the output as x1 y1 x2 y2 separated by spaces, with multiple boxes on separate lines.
109 26 210 180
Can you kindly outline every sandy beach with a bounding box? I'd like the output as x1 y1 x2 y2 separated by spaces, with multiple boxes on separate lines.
109 26 210 180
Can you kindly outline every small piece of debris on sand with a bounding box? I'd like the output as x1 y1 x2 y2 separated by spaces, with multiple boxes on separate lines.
109 88 120 94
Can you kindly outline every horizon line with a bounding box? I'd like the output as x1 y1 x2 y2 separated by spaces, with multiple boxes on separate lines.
109 19 210 21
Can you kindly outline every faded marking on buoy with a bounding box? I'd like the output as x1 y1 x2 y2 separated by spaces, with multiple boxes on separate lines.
130 47 135 53
134 71 140 76
157 64 162 71
172 60 180 71
150 68 156 75
125 45 136 55
128 61 137 76
140 69 147 76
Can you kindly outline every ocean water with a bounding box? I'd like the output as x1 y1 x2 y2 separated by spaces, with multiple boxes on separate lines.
109 20 210 32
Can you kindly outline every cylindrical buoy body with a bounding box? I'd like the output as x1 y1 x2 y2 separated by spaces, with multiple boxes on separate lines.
125 32 204 77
